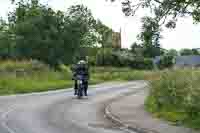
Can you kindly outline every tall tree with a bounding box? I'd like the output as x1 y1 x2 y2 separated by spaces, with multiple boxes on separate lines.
130 42 144 56
95 20 112 48
66 4 98 61
111 0 200 27
6 1 98 67
138 16 162 58
66 5 97 47
0 19 14 59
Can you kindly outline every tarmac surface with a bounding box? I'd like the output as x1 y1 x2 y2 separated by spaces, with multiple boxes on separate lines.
105 85 199 133
1 81 196 133
0 81 144 133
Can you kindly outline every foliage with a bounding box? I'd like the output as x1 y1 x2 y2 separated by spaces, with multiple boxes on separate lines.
0 60 72 95
96 48 153 69
66 4 97 47
112 0 200 27
130 42 144 56
167 49 178 56
158 55 174 69
176 48 200 56
128 57 154 70
1 0 99 68
130 17 162 58
95 20 113 48
0 18 14 59
89 67 158 81
0 59 49 72
192 49 200 55
73 47 99 63
0 60 158 95
111 0 200 58
146 69 200 129
137 16 162 58
96 48 115 66
180 48 196 56
88 56 96 66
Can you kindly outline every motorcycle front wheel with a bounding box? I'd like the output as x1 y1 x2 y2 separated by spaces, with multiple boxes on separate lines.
77 80 83 99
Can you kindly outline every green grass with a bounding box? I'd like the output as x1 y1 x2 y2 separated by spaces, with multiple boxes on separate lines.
90 67 159 81
0 77 71 95
145 69 200 130
0 60 71 95
4 62 198 130
0 60 159 96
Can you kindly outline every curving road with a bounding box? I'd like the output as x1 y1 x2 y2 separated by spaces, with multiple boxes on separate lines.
0 81 147 133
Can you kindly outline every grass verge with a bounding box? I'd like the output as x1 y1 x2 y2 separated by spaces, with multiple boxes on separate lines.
145 69 200 130
0 61 159 95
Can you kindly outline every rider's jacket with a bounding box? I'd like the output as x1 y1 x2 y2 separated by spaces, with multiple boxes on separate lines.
72 64 89 80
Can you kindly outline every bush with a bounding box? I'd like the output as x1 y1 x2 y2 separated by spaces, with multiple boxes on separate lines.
88 56 96 66
158 55 174 69
146 69 200 129
0 60 50 73
0 60 158 95
0 60 73 95
95 48 153 69
128 57 153 70
144 58 154 69
96 48 116 66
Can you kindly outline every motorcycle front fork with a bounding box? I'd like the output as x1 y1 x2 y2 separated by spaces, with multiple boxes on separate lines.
74 87 87 96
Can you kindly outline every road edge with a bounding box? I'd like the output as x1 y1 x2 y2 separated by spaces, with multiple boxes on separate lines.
104 92 159 133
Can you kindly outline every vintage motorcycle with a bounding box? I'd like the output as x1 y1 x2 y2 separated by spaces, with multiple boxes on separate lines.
76 75 86 99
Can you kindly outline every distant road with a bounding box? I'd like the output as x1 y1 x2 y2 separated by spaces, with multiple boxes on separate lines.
0 81 146 133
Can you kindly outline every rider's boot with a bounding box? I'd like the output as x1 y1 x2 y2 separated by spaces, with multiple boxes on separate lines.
74 80 78 95
84 91 87 96
84 81 88 96
74 89 78 95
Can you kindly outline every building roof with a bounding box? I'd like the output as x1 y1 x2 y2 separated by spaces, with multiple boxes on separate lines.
175 56 200 66
153 56 161 64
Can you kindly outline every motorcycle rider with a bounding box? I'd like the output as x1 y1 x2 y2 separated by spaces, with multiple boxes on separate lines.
71 60 89 96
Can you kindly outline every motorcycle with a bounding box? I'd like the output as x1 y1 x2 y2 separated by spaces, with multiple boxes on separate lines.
76 75 85 99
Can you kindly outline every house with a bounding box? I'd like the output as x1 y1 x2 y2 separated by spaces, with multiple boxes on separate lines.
153 56 161 65
153 55 200 68
175 56 200 67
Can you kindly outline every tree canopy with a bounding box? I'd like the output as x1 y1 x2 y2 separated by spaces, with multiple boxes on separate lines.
111 0 200 57
0 0 104 68
112 0 200 28
137 16 162 57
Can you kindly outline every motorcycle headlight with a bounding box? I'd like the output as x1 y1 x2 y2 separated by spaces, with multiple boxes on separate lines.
78 80 83 84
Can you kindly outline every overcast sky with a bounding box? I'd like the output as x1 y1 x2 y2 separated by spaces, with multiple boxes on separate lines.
0 0 200 50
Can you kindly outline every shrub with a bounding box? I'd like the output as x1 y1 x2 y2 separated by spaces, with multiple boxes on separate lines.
95 48 153 69
88 56 96 66
158 55 174 69
0 60 158 95
128 57 153 70
96 48 114 66
146 69 200 129
144 58 154 69
0 60 72 95
0 60 50 73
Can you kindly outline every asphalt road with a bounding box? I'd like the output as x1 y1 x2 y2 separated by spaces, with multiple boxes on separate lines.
0 81 146 133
